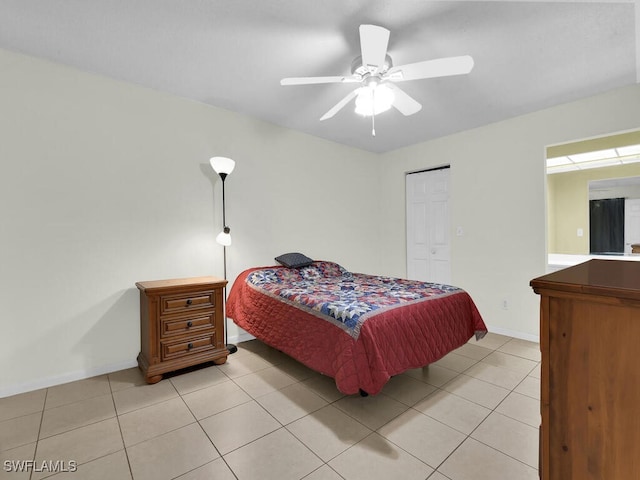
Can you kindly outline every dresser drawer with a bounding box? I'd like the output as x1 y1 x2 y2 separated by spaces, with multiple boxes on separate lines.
161 313 215 338
161 333 215 361
160 291 214 315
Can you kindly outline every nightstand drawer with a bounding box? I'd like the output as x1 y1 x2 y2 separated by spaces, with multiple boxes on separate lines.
161 313 215 338
161 291 214 315
161 334 215 361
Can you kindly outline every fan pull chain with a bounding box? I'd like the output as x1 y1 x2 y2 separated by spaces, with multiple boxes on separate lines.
371 87 376 136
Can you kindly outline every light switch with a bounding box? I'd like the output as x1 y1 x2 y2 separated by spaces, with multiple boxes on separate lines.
577 228 584 237
456 226 464 236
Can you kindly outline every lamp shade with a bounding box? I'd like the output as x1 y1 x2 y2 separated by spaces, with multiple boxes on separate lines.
216 229 232 246
209 156 235 176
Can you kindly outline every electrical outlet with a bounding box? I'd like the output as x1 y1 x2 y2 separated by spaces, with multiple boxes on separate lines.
502 298 509 310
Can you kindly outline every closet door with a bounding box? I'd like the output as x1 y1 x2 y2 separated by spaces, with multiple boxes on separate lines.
406 167 451 284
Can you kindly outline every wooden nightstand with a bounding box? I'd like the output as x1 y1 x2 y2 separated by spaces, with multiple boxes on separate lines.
136 276 228 384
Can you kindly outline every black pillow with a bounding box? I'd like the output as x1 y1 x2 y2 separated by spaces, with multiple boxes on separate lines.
275 252 314 268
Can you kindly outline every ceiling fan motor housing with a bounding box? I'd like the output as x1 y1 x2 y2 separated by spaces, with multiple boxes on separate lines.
351 54 393 77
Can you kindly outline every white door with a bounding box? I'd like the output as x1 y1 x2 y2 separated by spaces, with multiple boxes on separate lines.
406 168 451 284
624 198 640 254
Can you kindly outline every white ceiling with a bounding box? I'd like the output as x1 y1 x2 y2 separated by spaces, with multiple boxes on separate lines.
1 0 638 153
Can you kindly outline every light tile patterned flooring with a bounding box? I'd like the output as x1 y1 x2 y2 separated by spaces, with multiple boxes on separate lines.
0 333 541 480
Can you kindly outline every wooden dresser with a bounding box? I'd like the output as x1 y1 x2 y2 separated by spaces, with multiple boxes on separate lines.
136 276 228 384
530 260 640 480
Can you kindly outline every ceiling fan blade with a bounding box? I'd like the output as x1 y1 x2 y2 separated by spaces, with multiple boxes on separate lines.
320 89 359 121
387 84 422 116
388 55 474 82
281 76 360 86
359 24 390 72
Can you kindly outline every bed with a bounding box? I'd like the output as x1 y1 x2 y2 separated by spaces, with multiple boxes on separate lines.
226 260 487 395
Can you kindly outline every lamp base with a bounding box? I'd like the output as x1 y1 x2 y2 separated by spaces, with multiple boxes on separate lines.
226 344 238 355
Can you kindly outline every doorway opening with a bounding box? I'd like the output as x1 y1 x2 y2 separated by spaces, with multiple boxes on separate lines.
546 129 640 268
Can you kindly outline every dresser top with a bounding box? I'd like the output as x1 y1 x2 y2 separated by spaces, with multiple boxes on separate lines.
136 276 227 292
531 259 640 300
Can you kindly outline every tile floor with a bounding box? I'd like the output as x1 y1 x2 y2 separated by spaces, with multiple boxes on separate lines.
0 333 541 480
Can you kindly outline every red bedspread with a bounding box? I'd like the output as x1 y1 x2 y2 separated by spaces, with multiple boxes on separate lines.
227 262 487 395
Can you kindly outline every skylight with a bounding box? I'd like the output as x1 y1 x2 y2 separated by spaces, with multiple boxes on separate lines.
547 144 640 174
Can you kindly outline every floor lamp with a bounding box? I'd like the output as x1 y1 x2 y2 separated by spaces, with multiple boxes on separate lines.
210 156 238 355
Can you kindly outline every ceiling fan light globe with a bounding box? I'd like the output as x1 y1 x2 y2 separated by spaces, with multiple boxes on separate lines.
354 84 394 117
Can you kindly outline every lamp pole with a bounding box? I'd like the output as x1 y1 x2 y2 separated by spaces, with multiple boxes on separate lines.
210 156 237 355
222 243 237 354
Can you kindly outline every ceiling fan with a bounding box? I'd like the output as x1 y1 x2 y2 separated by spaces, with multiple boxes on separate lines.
280 24 474 135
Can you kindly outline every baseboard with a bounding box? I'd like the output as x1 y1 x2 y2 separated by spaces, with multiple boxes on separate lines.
2 326 536 399
0 359 138 399
3 332 256 398
228 331 255 345
485 324 539 344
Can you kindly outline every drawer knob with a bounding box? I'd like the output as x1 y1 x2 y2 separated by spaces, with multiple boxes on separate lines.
187 343 193 349
186 321 193 328
186 299 192 306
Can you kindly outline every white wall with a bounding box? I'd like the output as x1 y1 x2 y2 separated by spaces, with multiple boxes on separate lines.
3 45 640 397
378 83 640 339
0 49 382 397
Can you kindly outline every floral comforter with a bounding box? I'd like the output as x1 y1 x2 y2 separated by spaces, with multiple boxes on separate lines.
246 261 464 340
